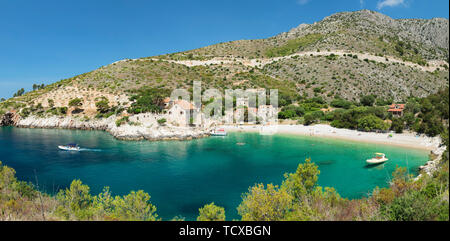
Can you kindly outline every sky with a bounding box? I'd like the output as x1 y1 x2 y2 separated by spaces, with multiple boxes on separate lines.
0 0 448 99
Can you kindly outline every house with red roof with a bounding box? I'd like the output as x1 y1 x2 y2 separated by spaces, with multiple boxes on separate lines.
388 103 405 117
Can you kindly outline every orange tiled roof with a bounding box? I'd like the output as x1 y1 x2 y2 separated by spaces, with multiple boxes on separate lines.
389 104 405 109
173 100 195 110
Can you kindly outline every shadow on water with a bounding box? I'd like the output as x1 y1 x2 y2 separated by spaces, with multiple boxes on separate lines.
315 160 335 166
364 163 386 169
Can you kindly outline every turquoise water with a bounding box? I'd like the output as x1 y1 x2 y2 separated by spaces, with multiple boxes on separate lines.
0 127 428 220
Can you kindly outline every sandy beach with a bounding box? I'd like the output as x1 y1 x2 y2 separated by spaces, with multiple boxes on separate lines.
220 124 441 151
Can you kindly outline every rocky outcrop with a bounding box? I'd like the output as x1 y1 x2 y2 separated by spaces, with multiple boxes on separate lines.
1 111 20 126
282 10 449 59
16 115 210 141
17 115 112 130
416 145 447 180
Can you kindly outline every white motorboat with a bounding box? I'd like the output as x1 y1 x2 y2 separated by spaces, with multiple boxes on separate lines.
366 153 388 165
211 128 227 136
58 143 80 151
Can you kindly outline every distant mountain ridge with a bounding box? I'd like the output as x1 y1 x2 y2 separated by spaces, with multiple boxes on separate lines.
171 10 448 61
282 10 448 53
0 10 448 117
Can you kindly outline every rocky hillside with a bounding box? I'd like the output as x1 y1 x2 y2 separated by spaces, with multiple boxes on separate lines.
164 10 449 62
0 10 448 119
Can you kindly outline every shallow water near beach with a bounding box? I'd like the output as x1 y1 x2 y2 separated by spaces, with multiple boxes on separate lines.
0 127 429 220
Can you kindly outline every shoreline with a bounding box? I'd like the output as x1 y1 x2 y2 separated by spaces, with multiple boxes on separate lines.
2 121 445 177
220 124 441 151
8 115 210 142
221 124 446 177
4 115 440 151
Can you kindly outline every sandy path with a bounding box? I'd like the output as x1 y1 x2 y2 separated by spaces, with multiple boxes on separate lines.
148 50 447 72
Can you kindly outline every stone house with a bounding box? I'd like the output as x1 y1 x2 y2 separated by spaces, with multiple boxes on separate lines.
166 99 196 127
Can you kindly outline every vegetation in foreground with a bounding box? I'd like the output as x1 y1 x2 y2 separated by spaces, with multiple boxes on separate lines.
1 153 448 221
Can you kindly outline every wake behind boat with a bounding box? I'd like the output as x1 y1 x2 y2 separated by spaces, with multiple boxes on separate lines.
58 143 80 151
366 153 388 165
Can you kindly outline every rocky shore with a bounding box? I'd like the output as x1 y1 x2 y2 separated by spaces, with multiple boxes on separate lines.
5 114 210 141
416 145 448 179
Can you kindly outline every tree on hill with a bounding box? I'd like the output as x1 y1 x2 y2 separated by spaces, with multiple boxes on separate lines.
95 97 110 113
360 95 376 106
32 84 45 91
68 98 82 107
13 88 25 97
128 88 170 114
47 99 54 108
68 98 83 114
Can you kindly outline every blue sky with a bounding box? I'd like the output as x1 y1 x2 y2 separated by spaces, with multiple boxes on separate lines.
0 0 448 99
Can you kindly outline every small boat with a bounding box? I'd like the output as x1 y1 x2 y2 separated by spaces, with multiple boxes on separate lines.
58 143 80 151
211 128 227 136
366 153 388 165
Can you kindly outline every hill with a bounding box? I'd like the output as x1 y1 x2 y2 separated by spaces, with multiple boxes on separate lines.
0 10 448 119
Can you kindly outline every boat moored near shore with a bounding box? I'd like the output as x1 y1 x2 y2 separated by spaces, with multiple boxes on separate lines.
211 128 227 136
366 153 388 165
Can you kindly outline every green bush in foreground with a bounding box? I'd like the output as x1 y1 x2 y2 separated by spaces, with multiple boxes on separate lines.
197 202 226 221
0 156 448 221
237 158 449 221
54 180 158 221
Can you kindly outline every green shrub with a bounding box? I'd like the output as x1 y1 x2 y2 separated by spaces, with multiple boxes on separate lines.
266 34 323 57
197 202 226 221
95 97 110 113
357 114 389 131
360 95 376 106
278 105 305 119
381 190 448 221
157 118 167 125
331 98 352 109
68 98 82 107
391 118 404 133
128 87 169 114
115 116 129 127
